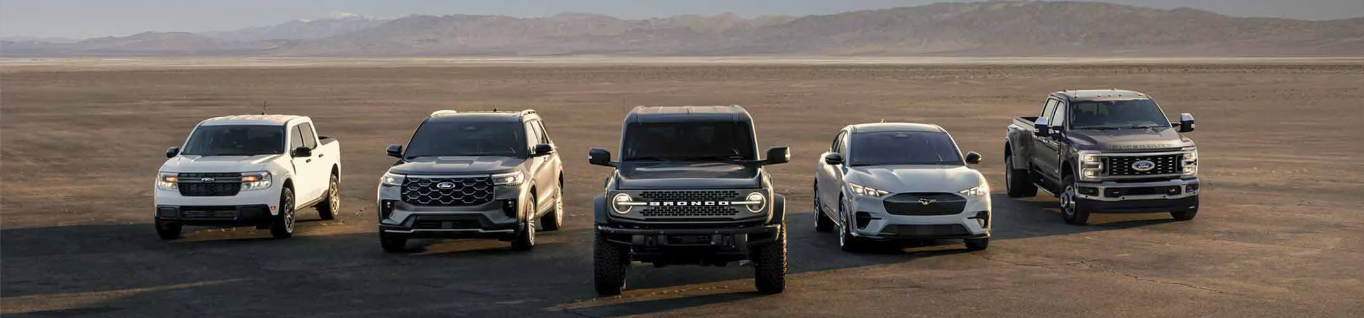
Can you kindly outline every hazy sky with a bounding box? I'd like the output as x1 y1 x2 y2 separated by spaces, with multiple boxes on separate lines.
2 0 1362 39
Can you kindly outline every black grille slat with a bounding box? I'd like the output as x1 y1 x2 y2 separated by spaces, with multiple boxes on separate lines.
401 177 494 206
883 193 967 216
638 191 743 218
880 224 971 237
1103 154 1182 176
639 191 739 202
178 182 241 196
641 205 740 217
180 206 237 220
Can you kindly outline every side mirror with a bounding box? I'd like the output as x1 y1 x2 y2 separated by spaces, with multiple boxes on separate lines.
1034 117 1051 137
292 147 313 158
386 144 403 158
965 152 982 165
1177 113 1196 133
166 147 180 158
589 147 615 167
533 143 554 156
823 152 844 165
765 146 790 165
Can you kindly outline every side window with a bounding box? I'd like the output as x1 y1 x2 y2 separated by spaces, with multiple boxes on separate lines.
1041 98 1058 120
298 123 318 149
1051 101 1068 129
524 121 540 147
289 125 305 149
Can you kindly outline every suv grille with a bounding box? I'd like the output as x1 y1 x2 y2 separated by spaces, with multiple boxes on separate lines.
177 173 243 197
639 191 739 202
402 176 494 206
883 193 967 216
638 190 744 218
1104 154 1182 176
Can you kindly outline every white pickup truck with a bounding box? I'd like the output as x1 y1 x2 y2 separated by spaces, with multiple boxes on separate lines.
154 115 341 239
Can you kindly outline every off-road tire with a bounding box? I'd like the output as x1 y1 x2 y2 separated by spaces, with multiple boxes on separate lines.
753 225 788 294
317 173 340 220
380 232 407 253
1060 175 1092 226
155 220 182 240
965 238 990 251
511 196 536 251
1171 195 1200 221
593 232 629 296
1006 156 1038 198
271 187 296 239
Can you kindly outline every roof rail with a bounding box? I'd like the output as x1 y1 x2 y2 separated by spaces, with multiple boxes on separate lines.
518 109 537 118
430 110 458 117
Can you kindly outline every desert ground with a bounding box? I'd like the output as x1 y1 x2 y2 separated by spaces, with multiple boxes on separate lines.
2 59 1362 317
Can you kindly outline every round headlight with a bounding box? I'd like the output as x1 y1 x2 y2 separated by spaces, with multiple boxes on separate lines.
611 193 633 214
745 192 766 213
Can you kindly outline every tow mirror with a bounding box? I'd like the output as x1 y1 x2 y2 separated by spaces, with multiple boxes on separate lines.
1034 117 1051 137
589 147 615 167
292 147 313 158
823 152 844 165
765 146 790 165
533 143 554 156
166 147 180 158
965 152 982 165
386 144 403 158
1176 113 1196 133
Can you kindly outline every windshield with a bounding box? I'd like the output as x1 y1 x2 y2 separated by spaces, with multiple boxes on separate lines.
180 125 286 156
404 121 526 158
1070 99 1171 130
849 131 962 166
622 121 756 161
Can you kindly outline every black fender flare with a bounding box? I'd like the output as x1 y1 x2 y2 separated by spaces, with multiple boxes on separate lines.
768 194 786 226
593 195 609 226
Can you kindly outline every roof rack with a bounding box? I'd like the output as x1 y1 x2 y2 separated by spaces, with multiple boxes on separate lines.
518 109 537 118
430 110 458 117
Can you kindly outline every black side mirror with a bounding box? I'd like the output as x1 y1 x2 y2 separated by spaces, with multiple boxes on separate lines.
823 152 844 165
965 152 982 165
589 147 615 167
1034 117 1051 137
765 146 790 165
1177 113 1196 133
533 143 554 156
166 147 180 158
292 147 313 158
386 144 403 158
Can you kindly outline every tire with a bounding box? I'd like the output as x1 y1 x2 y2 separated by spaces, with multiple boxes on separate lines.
753 224 787 294
837 197 862 252
593 232 629 296
813 181 833 233
271 187 296 239
1171 195 1200 221
964 238 989 251
317 173 340 220
1005 155 1038 198
511 196 536 251
380 232 407 253
1060 175 1092 226
540 191 564 231
155 220 182 240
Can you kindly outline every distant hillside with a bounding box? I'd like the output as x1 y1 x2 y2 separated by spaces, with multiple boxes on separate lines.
201 14 391 42
3 1 1361 57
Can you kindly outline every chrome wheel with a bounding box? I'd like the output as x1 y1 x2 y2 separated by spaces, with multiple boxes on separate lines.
1060 184 1076 218
554 193 564 225
282 194 295 234
327 178 340 212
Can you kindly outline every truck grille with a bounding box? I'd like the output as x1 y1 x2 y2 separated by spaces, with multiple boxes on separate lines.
1104 154 1182 177
882 193 967 216
402 176 494 206
638 190 743 218
177 173 243 197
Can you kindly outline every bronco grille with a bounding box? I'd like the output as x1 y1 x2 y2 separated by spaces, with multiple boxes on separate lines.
1104 154 1182 177
883 193 967 216
641 205 739 217
401 176 494 206
639 191 739 202
177 173 243 197
638 190 744 218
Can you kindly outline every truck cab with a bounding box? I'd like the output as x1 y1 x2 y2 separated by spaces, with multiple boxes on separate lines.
1005 90 1200 225
155 115 342 239
587 105 790 295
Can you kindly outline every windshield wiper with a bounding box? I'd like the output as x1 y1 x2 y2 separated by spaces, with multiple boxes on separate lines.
681 155 740 161
626 156 672 161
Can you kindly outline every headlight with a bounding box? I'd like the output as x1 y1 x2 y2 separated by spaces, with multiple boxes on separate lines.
849 182 889 197
492 171 525 186
156 172 178 190
1078 151 1103 181
1182 147 1199 176
744 192 767 213
959 185 989 197
381 172 405 187
240 171 272 191
611 193 636 214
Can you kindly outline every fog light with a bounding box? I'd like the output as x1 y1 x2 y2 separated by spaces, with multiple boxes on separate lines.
381 200 396 219
502 199 518 218
969 210 990 228
1078 187 1099 196
1186 184 1199 193
854 212 874 229
157 207 178 218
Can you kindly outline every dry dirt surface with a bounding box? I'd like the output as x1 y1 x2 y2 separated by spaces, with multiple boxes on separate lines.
2 60 1362 317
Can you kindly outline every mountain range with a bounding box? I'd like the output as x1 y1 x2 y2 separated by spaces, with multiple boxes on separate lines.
3 1 1361 57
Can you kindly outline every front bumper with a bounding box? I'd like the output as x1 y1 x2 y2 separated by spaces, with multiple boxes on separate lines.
848 194 991 240
596 222 781 264
1073 178 1201 213
155 204 274 227
376 182 524 238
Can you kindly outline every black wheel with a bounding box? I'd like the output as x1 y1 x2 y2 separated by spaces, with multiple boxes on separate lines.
964 237 989 251
511 196 536 251
814 181 833 232
271 187 296 238
379 232 407 253
593 232 629 296
1060 175 1091 226
155 220 182 240
1171 195 1199 221
1006 155 1038 198
753 224 787 294
317 173 340 220
837 196 862 252
540 191 564 231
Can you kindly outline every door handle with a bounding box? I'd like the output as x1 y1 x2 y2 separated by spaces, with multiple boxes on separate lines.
306 159 312 163
319 153 325 158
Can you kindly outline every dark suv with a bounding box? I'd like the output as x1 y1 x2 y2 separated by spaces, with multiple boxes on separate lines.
376 110 564 252
588 105 790 295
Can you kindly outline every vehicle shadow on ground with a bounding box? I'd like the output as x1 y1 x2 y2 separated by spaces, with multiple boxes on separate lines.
989 193 1183 241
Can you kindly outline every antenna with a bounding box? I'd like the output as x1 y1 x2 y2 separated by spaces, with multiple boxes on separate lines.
261 101 268 115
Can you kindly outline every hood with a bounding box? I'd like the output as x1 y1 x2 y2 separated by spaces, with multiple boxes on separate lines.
846 165 984 194
616 162 761 190
160 154 280 172
388 156 524 175
1067 127 1194 152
